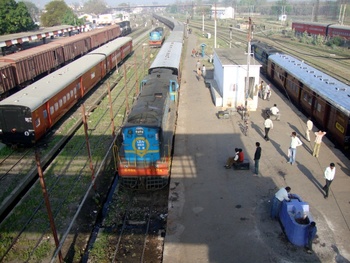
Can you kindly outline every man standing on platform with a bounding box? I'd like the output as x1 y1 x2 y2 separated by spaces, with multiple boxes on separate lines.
258 80 264 98
305 118 313 142
271 186 291 219
323 163 335 199
264 116 273 141
313 130 327 157
202 64 206 79
289 132 303 165
264 83 271 100
253 142 261 176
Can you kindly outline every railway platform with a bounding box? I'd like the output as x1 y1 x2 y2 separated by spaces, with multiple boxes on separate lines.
163 33 350 262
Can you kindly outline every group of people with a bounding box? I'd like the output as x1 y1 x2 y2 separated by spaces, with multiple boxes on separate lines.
224 80 335 254
195 59 206 81
270 186 318 254
224 142 261 176
224 148 244 169
271 161 335 253
258 80 272 101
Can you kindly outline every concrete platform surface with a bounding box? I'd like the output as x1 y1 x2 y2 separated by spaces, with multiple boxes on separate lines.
163 33 350 263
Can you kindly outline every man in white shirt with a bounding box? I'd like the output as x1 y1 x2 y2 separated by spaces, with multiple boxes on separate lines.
323 163 335 199
305 118 313 142
264 84 271 100
271 186 291 219
269 104 280 120
289 132 303 164
264 116 273 141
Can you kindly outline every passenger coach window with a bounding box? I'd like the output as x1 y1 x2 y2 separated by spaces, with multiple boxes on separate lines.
67 93 70 100
63 96 66 104
59 99 62 107
70 90 73 98
316 102 322 112
35 118 40 127
54 102 58 111
50 106 54 115
43 110 48 119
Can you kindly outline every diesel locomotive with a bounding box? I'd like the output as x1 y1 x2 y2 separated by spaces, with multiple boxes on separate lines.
114 15 184 189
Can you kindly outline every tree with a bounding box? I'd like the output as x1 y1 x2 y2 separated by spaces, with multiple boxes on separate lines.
22 1 40 23
41 0 82 27
82 0 108 15
0 0 38 35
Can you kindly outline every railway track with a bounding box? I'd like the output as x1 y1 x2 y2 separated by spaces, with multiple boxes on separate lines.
86 188 169 262
0 26 158 262
189 20 350 84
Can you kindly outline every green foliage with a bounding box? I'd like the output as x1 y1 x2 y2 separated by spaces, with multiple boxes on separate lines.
312 34 324 46
41 0 81 27
0 0 37 35
326 36 344 47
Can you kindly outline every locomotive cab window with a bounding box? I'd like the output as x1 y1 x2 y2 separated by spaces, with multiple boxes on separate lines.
171 82 176 91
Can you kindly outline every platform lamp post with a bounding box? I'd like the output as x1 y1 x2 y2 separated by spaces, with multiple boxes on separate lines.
244 17 252 112
214 1 217 48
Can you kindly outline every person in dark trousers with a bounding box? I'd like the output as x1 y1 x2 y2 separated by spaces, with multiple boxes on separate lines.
323 163 336 199
305 221 317 254
270 186 291 219
253 142 261 176
264 115 273 141
224 148 239 169
225 148 244 169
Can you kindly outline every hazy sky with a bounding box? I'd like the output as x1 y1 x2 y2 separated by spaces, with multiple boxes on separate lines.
37 0 176 8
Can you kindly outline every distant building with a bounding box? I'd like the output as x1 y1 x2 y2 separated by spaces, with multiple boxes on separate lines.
211 6 234 19
279 14 287 21
79 14 98 24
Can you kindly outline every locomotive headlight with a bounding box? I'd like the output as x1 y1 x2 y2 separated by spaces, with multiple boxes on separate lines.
0 129 2 134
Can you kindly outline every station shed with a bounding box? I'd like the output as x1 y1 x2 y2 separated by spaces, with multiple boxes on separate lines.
207 48 261 111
